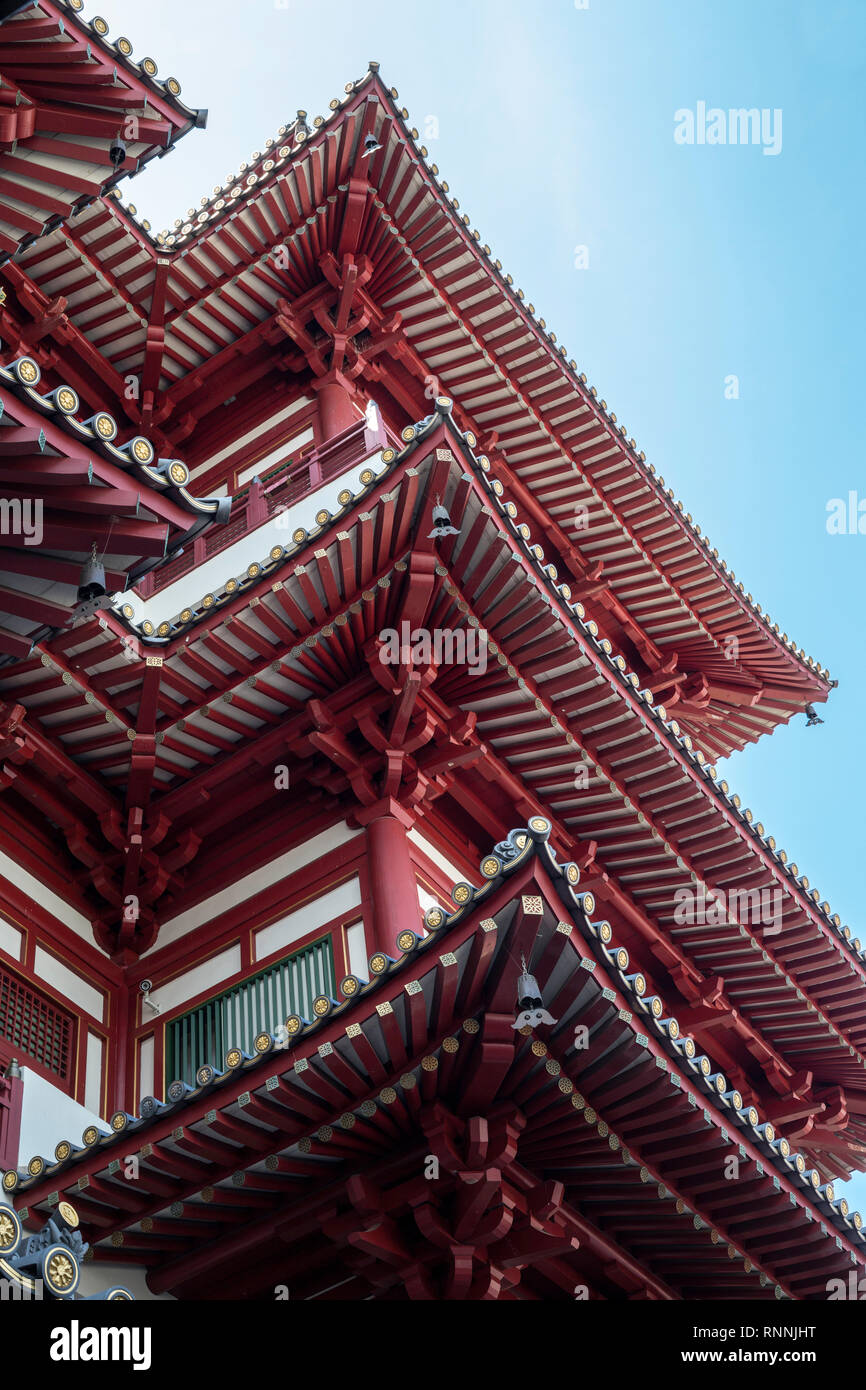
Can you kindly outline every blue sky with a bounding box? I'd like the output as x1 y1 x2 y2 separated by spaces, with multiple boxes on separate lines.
93 0 866 1201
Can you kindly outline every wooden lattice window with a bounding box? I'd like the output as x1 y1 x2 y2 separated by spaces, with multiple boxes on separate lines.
0 966 75 1086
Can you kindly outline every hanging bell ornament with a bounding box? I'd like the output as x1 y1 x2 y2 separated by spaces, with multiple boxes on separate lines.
428 502 460 539
512 956 557 1031
77 542 106 602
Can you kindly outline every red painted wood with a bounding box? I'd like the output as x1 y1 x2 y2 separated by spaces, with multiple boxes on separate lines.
358 802 425 957
0 1063 22 1171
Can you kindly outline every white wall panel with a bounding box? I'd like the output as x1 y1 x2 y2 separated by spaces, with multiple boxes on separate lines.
147 821 361 955
345 920 368 980
76 1260 175 1301
33 946 104 1022
236 425 314 486
0 851 92 942
138 1035 155 1104
84 1031 103 1116
147 945 242 1017
123 448 382 629
418 885 441 915
255 877 361 962
17 1068 107 1166
189 397 313 477
0 915 22 960
408 829 464 885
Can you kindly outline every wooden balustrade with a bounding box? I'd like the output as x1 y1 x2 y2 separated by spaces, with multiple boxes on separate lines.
137 416 391 599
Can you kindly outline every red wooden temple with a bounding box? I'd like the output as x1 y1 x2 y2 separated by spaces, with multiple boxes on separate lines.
0 0 863 1303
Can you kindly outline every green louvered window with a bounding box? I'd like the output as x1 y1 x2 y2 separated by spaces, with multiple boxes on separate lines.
165 935 335 1088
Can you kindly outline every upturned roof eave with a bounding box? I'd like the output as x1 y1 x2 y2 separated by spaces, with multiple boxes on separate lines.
0 1 205 265
82 403 859 993
5 820 864 1292
4 63 832 695
113 67 832 696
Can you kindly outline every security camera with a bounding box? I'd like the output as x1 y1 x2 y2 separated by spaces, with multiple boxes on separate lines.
109 137 127 169
139 979 160 1015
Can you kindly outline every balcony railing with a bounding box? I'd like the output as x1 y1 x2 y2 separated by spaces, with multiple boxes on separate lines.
137 415 391 599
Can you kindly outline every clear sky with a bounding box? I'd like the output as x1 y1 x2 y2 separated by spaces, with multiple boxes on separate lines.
92 0 866 1202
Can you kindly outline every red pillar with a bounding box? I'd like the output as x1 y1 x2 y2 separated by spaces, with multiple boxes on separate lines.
357 799 422 957
106 978 132 1118
314 371 361 442
0 1061 23 1172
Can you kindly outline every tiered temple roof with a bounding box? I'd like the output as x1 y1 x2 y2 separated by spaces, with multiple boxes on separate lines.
1 403 862 1183
0 5 859 1304
1 44 832 759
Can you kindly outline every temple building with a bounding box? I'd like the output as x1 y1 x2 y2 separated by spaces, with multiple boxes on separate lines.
0 0 864 1302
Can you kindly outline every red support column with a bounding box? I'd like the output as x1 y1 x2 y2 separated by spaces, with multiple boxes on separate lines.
0 1061 23 1172
106 980 132 1118
356 798 422 957
313 370 362 443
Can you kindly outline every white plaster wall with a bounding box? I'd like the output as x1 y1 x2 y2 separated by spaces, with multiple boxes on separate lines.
33 946 104 1023
16 1067 109 1168
146 944 241 1017
254 877 361 961
138 1036 155 1103
408 829 465 885
146 820 362 955
345 921 368 980
0 914 22 960
84 1032 103 1116
189 397 314 479
237 424 314 486
76 1260 175 1301
418 885 441 916
0 852 93 943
